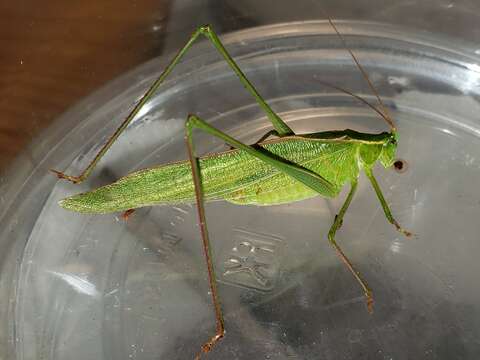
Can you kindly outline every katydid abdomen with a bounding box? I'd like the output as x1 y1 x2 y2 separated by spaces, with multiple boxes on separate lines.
60 136 361 213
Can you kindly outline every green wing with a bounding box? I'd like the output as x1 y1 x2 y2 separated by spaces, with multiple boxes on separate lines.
59 138 359 213
225 140 359 205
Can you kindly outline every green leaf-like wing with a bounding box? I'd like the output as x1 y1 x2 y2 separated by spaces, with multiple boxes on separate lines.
60 138 360 213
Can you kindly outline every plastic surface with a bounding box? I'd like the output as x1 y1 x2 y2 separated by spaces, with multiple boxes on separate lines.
6 21 480 359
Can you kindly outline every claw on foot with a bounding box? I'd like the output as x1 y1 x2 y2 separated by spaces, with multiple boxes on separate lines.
366 295 374 314
392 219 412 238
50 169 82 184
195 332 224 360
395 223 412 238
401 228 413 238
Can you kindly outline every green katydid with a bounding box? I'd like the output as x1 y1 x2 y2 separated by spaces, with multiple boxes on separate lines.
51 21 411 359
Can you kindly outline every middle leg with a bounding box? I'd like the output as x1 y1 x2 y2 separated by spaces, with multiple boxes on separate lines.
327 180 374 313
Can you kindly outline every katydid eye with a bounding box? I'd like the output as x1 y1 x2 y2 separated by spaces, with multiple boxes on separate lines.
393 159 408 173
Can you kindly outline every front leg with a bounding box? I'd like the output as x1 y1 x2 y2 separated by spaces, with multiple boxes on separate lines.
364 167 412 237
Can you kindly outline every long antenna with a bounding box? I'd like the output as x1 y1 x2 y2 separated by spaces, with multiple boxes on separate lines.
315 79 391 124
322 13 396 131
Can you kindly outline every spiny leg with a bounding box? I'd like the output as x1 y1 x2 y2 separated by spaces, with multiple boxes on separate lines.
364 168 412 237
328 180 374 313
184 113 336 356
200 26 293 136
51 30 204 184
185 118 225 360
52 24 294 184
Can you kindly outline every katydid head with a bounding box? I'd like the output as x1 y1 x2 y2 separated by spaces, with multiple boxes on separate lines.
379 131 398 168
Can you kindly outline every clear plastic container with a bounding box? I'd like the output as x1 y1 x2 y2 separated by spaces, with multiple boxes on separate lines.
4 20 480 360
